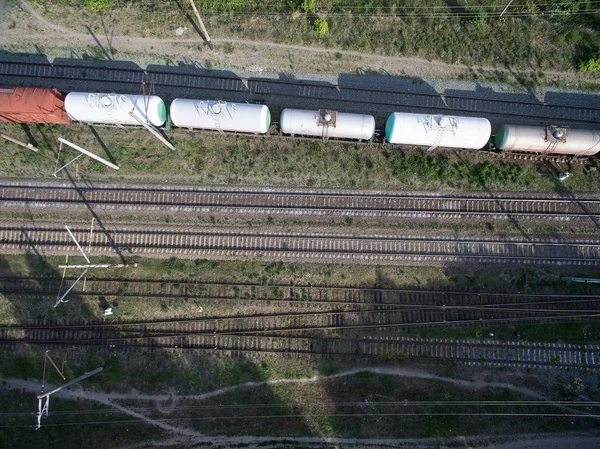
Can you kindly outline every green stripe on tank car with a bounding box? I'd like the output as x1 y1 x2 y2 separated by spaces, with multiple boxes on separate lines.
157 101 167 124
265 108 271 132
385 113 396 142
494 125 508 149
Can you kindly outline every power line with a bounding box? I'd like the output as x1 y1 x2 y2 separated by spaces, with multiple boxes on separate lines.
3 411 600 429
2 400 598 417
195 0 600 8
197 9 600 16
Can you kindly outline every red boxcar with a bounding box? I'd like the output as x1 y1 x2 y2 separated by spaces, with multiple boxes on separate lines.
0 86 70 124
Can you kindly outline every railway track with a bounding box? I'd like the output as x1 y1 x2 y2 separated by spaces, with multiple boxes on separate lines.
2 276 599 312
1 322 597 371
1 222 599 266
2 276 598 370
2 179 600 223
1 59 599 125
2 306 597 337
2 276 599 332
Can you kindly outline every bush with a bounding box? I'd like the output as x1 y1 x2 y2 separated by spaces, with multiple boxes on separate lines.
82 0 113 13
302 0 316 14
579 53 600 73
313 18 329 37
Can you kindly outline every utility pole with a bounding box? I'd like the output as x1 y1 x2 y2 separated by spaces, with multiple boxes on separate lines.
189 0 214 50
1 133 40 152
499 0 515 17
35 367 103 430
128 111 176 151
54 223 135 308
53 137 119 177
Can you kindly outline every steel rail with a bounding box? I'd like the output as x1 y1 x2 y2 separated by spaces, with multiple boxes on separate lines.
1 225 599 266
0 180 600 223
2 277 599 313
0 309 600 342
2 181 600 221
0 331 597 371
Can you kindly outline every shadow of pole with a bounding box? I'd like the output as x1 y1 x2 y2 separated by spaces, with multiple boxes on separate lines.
453 150 533 241
88 126 118 165
175 0 211 48
85 25 113 61
542 159 600 230
100 15 115 57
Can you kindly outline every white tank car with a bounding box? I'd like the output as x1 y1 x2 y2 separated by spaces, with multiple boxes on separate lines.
385 112 491 150
280 109 375 140
170 99 271 134
495 125 600 156
65 92 166 127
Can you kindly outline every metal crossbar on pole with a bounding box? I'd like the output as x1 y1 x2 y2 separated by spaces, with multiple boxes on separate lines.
54 269 88 308
35 367 103 430
56 137 119 171
58 263 136 269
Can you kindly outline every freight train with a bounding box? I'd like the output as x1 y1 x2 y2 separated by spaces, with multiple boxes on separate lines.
1 86 599 156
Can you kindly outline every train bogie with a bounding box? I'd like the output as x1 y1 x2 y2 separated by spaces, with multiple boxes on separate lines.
280 109 375 141
385 112 491 150
170 99 271 134
494 125 600 156
65 92 166 127
0 86 70 124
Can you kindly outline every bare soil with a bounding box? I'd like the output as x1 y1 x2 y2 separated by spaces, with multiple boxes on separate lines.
0 0 596 90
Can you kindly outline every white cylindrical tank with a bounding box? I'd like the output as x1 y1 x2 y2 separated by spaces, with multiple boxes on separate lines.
385 112 491 150
170 99 270 134
280 109 375 140
65 92 166 127
495 125 600 156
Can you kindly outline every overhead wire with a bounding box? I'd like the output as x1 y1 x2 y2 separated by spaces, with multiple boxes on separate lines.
3 411 600 429
197 10 600 17
192 0 600 8
2 399 599 417
193 1 600 16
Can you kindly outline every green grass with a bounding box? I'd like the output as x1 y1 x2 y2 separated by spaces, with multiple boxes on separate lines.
0 390 166 449
2 124 598 192
25 0 600 76
400 320 600 346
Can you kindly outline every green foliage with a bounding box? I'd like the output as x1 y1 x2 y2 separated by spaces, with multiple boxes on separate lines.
302 0 316 14
160 257 187 271
313 18 329 37
579 52 600 72
81 0 112 13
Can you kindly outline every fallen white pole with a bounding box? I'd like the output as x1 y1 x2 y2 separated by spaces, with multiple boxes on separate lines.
189 0 214 50
57 138 119 170
128 111 176 151
65 226 91 263
1 133 39 152
58 263 137 269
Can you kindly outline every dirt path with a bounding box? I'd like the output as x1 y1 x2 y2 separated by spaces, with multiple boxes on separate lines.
0 0 592 88
2 366 597 448
0 0 455 79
